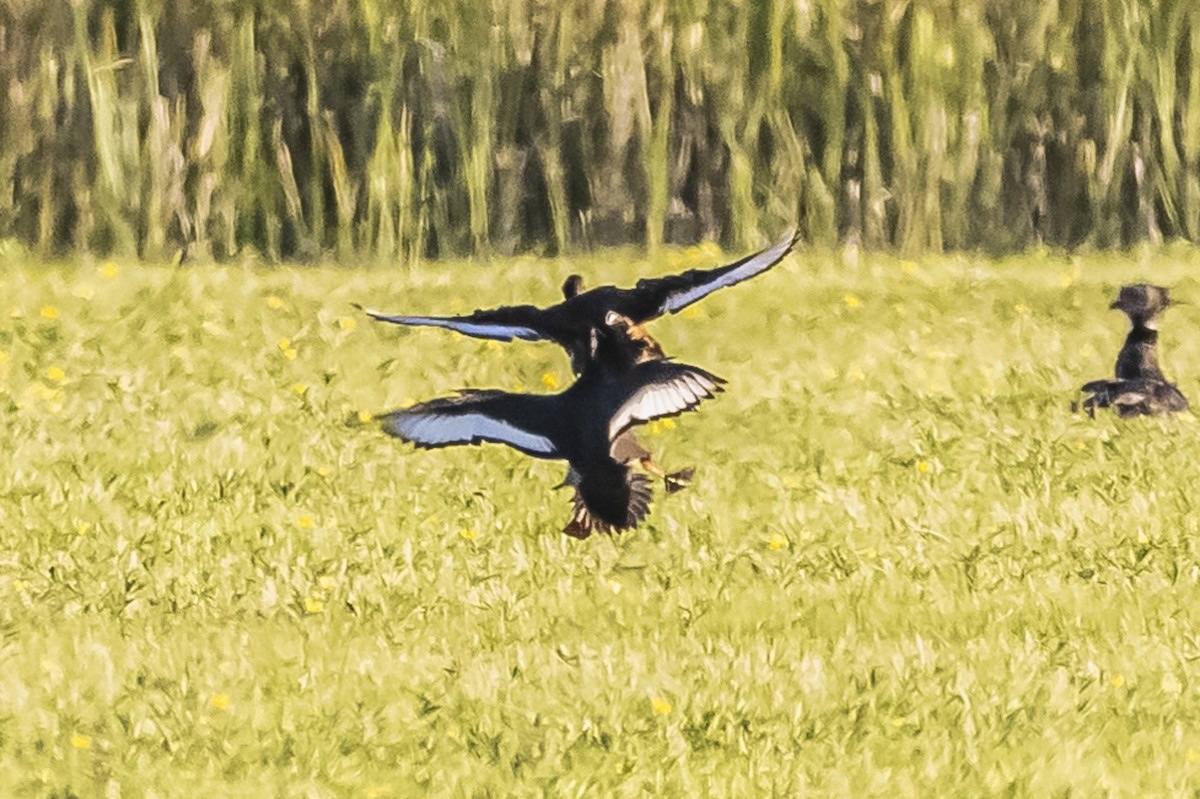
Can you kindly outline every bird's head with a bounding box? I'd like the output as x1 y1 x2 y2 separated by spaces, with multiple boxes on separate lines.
1111 283 1176 327
562 275 585 299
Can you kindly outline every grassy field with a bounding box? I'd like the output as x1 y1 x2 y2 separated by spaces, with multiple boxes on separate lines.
4 243 1200 796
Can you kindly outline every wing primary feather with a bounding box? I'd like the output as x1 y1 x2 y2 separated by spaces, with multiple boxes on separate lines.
358 307 544 342
658 228 798 315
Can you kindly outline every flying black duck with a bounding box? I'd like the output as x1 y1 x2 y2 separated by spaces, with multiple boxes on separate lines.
359 228 798 374
1079 284 1189 417
377 312 725 537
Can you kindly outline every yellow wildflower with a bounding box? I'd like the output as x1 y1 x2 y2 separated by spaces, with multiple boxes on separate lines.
76 522 91 536
660 417 676 431
916 461 931 473
337 316 357 331
70 734 91 750
460 528 478 541
40 305 58 320
843 294 861 308
277 337 298 361
651 697 672 715
1110 676 1125 688
266 295 284 310
891 717 906 728
296 515 315 530
358 410 373 424
304 597 325 614
900 260 918 275
0 350 8 365
211 693 231 710
1014 303 1030 315
99 262 119 280
292 383 308 395
768 532 788 551
541 372 560 390
46 366 65 383
1188 748 1200 764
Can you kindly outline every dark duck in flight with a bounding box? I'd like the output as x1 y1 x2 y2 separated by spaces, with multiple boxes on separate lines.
1079 284 1190 418
358 228 798 374
376 312 725 538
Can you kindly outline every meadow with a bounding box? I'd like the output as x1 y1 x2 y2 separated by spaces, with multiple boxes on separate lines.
4 243 1200 796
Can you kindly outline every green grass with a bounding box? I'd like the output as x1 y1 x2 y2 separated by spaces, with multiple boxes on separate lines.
4 244 1200 796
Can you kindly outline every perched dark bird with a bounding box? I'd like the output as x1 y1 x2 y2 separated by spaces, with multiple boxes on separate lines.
1079 284 1189 418
359 228 798 374
377 313 725 537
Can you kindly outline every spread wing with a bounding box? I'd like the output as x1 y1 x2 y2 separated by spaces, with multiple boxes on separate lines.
377 390 561 459
608 361 726 441
619 227 798 319
357 303 549 342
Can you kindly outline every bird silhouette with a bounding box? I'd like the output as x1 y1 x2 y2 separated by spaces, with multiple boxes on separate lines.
1079 284 1189 417
377 312 724 537
358 228 798 374
361 232 793 491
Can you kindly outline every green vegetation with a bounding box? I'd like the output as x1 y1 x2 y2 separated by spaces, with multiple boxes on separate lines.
4 245 1200 795
5 0 1200 259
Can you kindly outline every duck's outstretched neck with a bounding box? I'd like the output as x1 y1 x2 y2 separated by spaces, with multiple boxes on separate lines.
1114 323 1163 381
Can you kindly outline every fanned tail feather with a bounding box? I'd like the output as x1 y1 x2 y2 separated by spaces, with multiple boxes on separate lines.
563 471 653 539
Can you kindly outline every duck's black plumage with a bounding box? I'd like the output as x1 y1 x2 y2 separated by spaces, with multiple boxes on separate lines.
1114 325 1165 382
360 228 798 374
1080 284 1189 417
377 318 725 536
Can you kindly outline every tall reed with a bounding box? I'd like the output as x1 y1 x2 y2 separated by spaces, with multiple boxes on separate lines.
4 0 1200 260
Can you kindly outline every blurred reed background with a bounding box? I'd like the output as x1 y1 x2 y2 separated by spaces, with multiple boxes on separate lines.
2 0 1199 262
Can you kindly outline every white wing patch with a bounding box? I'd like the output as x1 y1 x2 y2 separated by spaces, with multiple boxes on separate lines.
382 410 557 456
608 370 723 439
362 309 543 342
659 228 797 315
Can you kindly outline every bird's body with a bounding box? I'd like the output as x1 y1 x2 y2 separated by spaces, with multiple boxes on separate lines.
377 319 724 536
1080 378 1189 418
1113 325 1165 382
360 228 798 374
